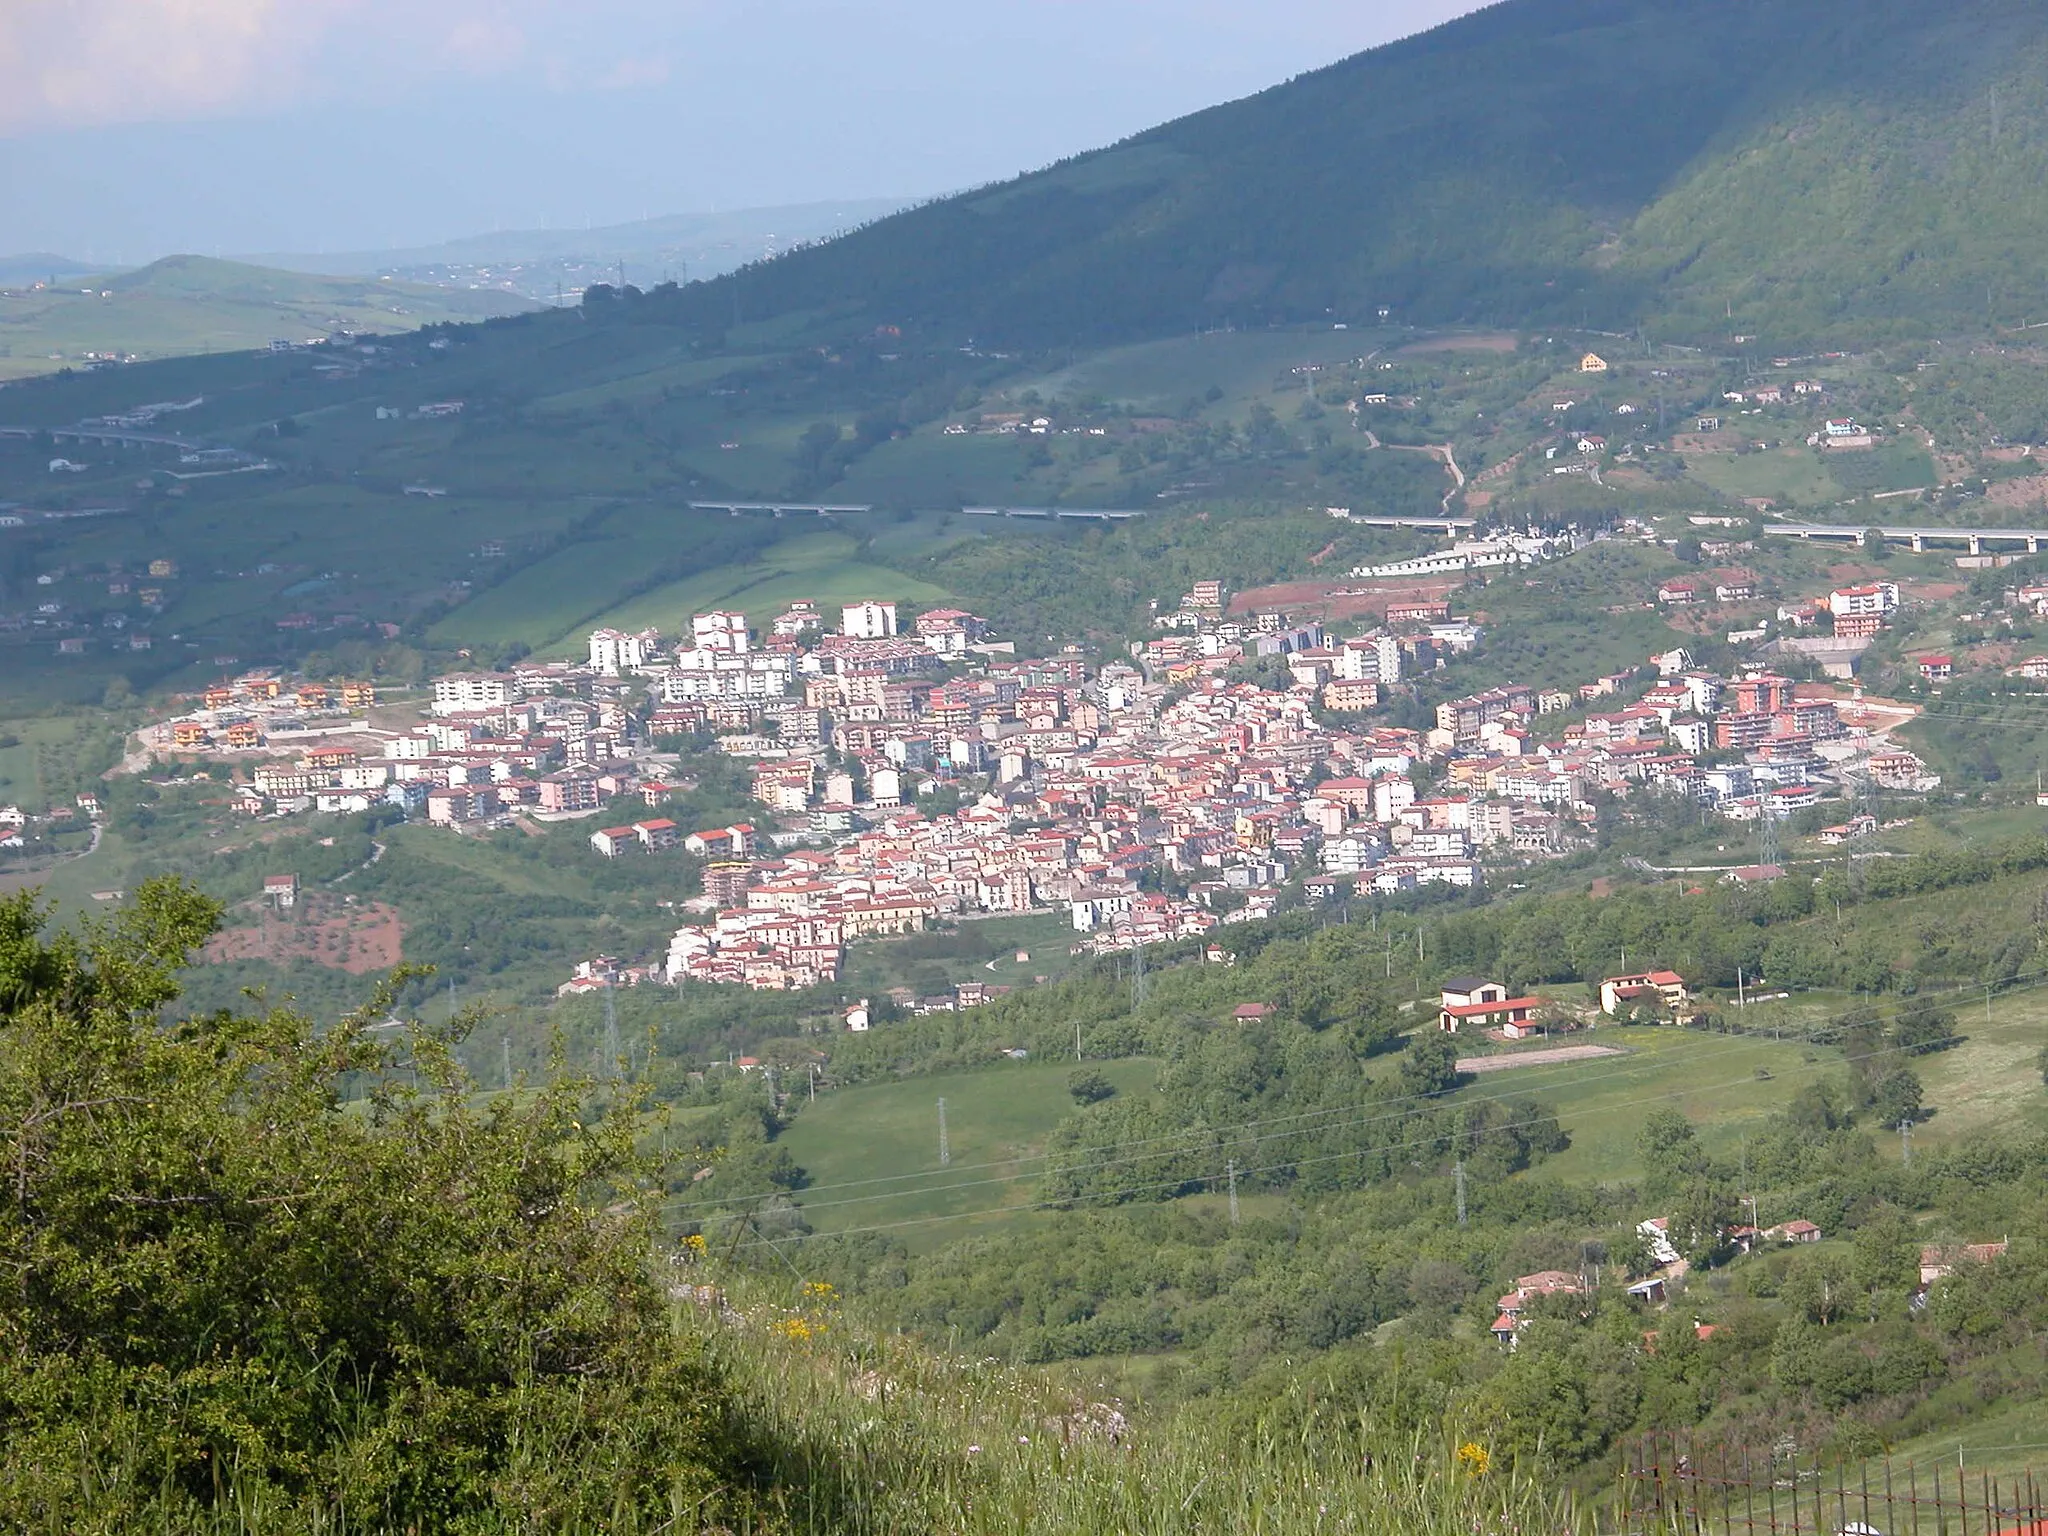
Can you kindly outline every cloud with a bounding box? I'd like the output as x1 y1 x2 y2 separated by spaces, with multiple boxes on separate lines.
0 0 309 134
0 0 1484 138
0 0 579 135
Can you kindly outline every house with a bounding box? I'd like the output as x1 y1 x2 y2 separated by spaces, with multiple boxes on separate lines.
1637 1216 1681 1267
262 874 299 910
846 999 872 1032
1580 352 1610 373
1918 1240 2006 1288
1917 655 1954 681
1658 579 1700 605
1766 1219 1822 1244
1818 814 1877 845
633 818 680 851
1714 578 1757 603
1232 1003 1275 1022
1577 434 1608 456
1492 1269 1589 1345
1600 970 1690 1016
589 826 639 858
1436 978 1541 1034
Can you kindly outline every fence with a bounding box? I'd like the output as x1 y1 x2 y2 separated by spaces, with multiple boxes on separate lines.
1622 1433 2045 1536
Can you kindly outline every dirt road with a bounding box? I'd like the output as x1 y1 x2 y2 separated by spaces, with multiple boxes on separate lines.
1456 1044 1625 1074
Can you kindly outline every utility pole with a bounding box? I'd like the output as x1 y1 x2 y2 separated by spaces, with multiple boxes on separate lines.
1454 1160 1468 1226
808 1063 817 1102
501 1035 512 1091
1737 967 1746 1010
1227 1158 1240 1225
1075 1022 1083 1062
937 1098 950 1168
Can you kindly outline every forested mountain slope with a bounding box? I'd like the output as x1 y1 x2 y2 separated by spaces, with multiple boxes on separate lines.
659 0 2048 346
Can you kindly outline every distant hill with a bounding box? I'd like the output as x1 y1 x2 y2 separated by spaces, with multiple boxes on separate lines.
246 198 913 301
0 254 93 287
645 0 2048 347
0 255 537 380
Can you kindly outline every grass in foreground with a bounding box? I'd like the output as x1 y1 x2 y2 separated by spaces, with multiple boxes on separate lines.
709 1281 1590 1536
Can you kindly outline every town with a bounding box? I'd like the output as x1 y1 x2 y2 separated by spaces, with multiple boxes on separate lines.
107 530 1957 1003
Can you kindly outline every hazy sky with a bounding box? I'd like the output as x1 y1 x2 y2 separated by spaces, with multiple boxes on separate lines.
1 1 1490 262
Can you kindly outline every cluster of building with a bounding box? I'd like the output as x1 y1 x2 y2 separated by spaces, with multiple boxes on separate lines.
0 795 99 855
127 553 1946 1000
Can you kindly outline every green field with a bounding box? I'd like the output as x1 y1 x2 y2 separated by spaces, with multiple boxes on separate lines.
1027 328 1402 417
1453 1026 1845 1183
1912 989 2048 1149
561 529 955 654
1683 447 1844 507
778 1056 1161 1246
0 255 533 380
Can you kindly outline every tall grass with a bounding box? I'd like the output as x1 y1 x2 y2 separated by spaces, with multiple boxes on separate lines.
702 1284 1593 1536
14 1278 1601 1535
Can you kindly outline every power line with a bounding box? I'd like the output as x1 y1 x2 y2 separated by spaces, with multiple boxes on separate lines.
688 1020 1993 1245
714 1041 1880 1253
662 970 2035 1224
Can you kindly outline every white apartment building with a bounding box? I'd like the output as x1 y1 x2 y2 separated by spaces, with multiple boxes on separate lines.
1829 582 1900 618
692 611 751 654
587 627 659 677
842 600 899 639
1335 634 1402 684
659 653 794 701
431 673 521 716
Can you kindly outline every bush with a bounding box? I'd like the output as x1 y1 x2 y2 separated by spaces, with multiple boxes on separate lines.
1068 1068 1117 1104
0 879 755 1530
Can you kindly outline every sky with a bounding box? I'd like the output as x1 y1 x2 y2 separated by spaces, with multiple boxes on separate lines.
0 0 1489 263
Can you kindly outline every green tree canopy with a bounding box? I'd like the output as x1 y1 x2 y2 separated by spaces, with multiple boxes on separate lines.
0 879 748 1529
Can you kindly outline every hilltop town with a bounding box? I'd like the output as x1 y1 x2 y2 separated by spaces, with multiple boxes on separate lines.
96 526 1962 1004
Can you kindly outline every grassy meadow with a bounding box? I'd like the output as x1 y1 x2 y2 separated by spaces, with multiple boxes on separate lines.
777 1056 1161 1245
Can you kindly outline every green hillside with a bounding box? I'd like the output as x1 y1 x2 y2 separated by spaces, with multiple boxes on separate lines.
624 0 2048 347
0 255 536 379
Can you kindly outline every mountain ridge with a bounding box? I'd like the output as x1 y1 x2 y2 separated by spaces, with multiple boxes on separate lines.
638 0 2048 347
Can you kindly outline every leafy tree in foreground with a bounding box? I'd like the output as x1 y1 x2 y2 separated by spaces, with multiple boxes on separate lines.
0 878 751 1530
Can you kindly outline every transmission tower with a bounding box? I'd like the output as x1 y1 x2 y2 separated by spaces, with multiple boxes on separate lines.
1132 941 1147 1008
1227 1158 1240 1225
937 1098 950 1168
501 1035 513 1091
603 985 622 1080
1454 1160 1468 1226
1758 804 1782 872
